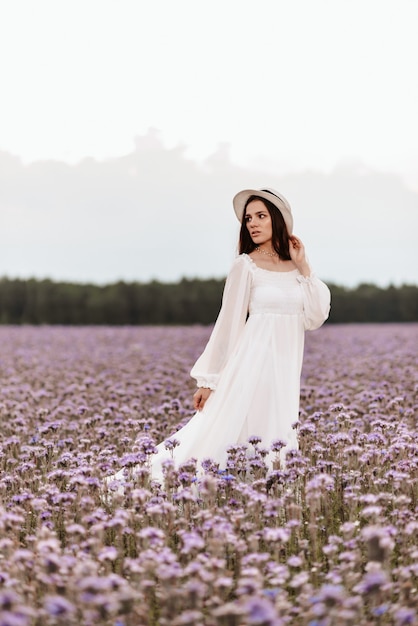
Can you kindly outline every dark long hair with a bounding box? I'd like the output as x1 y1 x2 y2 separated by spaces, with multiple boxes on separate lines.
238 195 291 260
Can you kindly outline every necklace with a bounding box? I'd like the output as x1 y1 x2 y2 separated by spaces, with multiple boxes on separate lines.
255 246 278 258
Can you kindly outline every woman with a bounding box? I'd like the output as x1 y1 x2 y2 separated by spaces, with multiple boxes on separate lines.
109 188 330 486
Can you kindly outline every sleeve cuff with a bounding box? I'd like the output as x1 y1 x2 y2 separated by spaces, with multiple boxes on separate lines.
296 273 316 285
195 377 218 391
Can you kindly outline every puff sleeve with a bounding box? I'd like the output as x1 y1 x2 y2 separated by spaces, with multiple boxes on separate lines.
190 255 252 390
297 273 331 331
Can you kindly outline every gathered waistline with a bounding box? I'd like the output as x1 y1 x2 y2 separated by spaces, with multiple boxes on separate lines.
249 310 302 317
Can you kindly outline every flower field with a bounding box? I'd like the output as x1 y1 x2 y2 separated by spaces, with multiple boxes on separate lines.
0 323 417 626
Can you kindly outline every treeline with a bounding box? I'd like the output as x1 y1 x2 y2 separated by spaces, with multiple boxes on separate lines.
0 277 417 325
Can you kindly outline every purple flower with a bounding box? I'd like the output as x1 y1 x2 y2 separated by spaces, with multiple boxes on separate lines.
353 570 389 594
395 608 417 625
0 612 32 626
0 592 21 611
245 597 283 625
372 605 389 617
248 435 262 446
271 439 287 452
98 546 118 561
317 584 346 607
44 595 75 616
164 438 180 451
289 571 309 589
178 530 205 554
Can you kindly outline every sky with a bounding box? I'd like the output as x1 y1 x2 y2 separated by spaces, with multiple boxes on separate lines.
1 0 417 287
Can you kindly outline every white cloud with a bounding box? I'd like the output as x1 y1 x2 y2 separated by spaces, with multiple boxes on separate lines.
0 0 417 191
0 1 417 286
1 132 417 286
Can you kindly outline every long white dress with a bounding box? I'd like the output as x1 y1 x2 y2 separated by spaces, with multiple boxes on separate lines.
109 253 331 485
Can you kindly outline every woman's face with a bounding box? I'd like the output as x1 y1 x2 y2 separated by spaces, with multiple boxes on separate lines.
244 199 273 246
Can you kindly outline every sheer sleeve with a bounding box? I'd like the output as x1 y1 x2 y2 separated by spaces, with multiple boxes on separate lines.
190 255 252 390
297 272 331 331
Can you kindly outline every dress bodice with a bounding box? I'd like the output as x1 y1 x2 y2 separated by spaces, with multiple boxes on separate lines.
245 257 304 316
190 253 331 390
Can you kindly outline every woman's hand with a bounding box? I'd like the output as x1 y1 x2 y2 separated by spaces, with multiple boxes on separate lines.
289 235 310 276
193 387 212 411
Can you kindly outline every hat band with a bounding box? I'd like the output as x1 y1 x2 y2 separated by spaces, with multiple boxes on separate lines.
261 189 282 202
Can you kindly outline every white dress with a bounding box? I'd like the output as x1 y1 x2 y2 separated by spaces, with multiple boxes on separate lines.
109 253 331 485
152 254 330 478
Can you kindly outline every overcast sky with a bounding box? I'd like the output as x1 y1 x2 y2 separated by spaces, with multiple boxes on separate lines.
1 0 417 286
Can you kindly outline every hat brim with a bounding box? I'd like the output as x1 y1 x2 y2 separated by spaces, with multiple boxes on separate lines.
232 188 293 236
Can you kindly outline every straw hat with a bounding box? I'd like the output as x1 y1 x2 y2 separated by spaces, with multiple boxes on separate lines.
232 188 293 235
